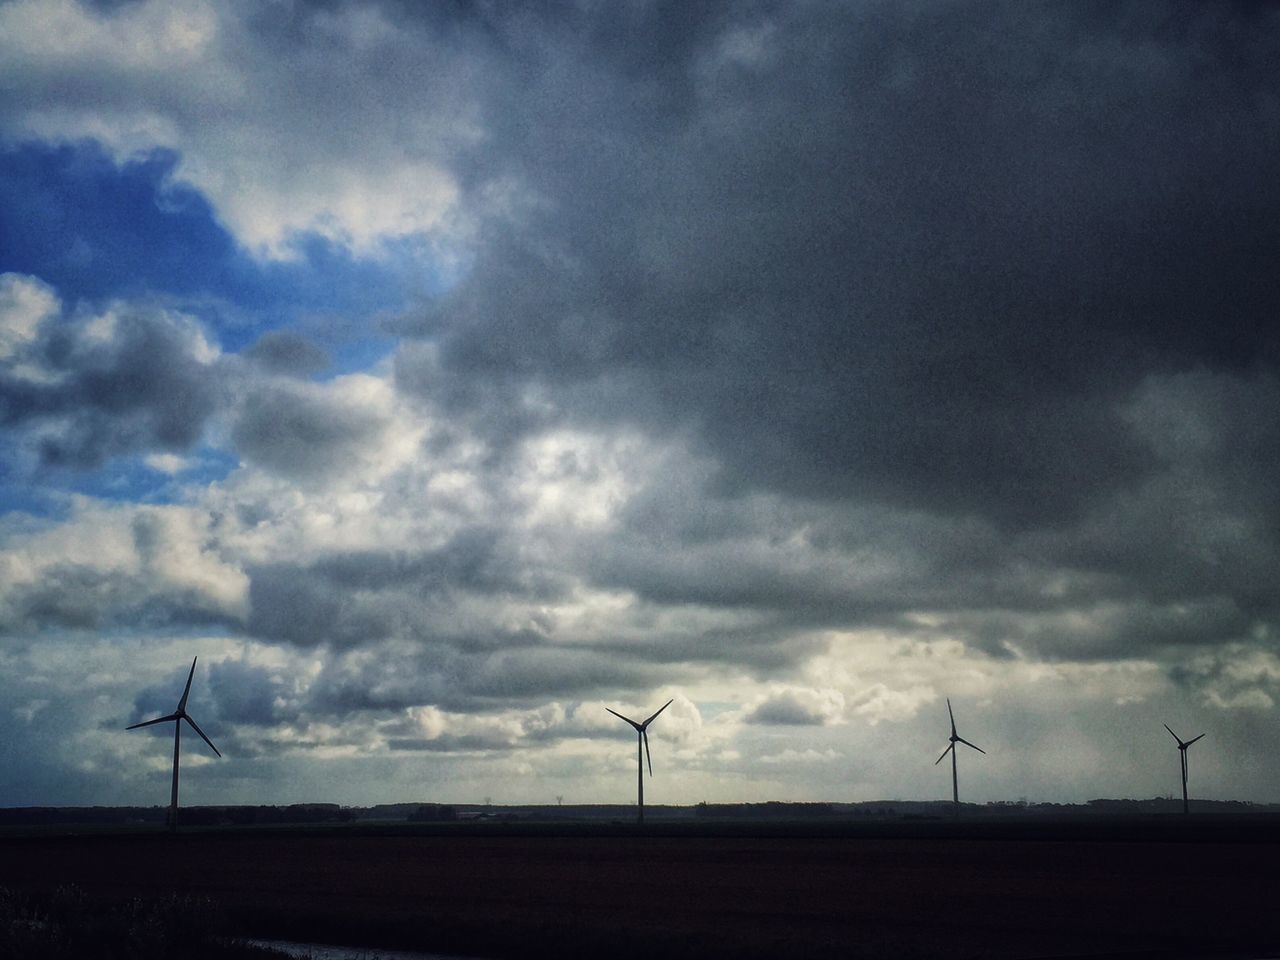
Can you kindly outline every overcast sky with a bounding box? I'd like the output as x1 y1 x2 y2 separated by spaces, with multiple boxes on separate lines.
1 0 1278 810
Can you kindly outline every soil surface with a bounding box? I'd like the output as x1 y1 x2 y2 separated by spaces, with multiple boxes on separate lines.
1 823 1276 959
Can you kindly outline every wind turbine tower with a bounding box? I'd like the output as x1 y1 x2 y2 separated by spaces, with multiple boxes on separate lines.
935 698 985 816
126 657 221 830
607 699 673 824
1164 724 1205 815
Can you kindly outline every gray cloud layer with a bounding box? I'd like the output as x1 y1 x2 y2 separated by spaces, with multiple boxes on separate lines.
3 1 1280 804
0 300 222 467
385 0 1280 671
397 0 1279 525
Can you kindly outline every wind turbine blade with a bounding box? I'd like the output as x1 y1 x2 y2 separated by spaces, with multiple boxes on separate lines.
957 736 986 755
126 713 180 730
177 657 198 712
947 698 956 735
1163 723 1182 745
935 743 954 765
606 707 642 730
642 698 674 728
184 715 221 758
1185 733 1205 747
643 728 653 776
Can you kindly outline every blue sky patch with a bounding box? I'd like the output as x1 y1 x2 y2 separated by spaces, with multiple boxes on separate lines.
0 139 438 356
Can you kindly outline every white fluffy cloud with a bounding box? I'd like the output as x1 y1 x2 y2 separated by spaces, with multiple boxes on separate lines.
0 273 57 362
0 498 249 633
0 0 471 256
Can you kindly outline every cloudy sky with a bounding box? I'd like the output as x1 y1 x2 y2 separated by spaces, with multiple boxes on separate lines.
1 0 1278 810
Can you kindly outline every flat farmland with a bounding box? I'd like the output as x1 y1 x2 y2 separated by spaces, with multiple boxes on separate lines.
1 822 1277 959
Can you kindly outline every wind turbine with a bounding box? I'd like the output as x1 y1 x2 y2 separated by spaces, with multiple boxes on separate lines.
1164 724 1205 815
606 699 673 824
126 657 221 830
934 698 985 816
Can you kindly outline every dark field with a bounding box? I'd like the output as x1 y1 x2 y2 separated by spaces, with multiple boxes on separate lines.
1 819 1277 959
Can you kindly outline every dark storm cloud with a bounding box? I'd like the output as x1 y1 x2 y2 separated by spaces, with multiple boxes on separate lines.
246 541 827 704
206 657 297 727
384 0 1280 676
618 626 825 673
122 657 300 762
309 528 563 598
300 641 662 717
0 661 142 806
0 563 234 636
245 549 662 707
746 692 834 726
245 528 571 648
242 330 330 376
396 1 1280 531
242 533 675 712
239 514 748 713
247 562 398 648
934 596 1258 662
229 381 388 480
463 646 662 701
583 446 1280 660
124 660 211 728
0 300 222 468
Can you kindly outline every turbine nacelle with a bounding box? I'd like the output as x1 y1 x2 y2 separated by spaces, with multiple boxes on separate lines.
125 657 221 829
607 698 674 824
607 699 673 777
935 699 985 765
936 698 985 814
1164 723 1205 816
1164 724 1204 752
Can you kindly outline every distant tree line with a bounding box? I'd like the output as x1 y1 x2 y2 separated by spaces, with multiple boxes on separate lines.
694 801 836 819
0 807 168 826
182 804 356 826
408 804 458 822
0 804 355 827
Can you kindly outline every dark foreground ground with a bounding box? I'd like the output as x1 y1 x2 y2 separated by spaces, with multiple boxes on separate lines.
1 818 1277 959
